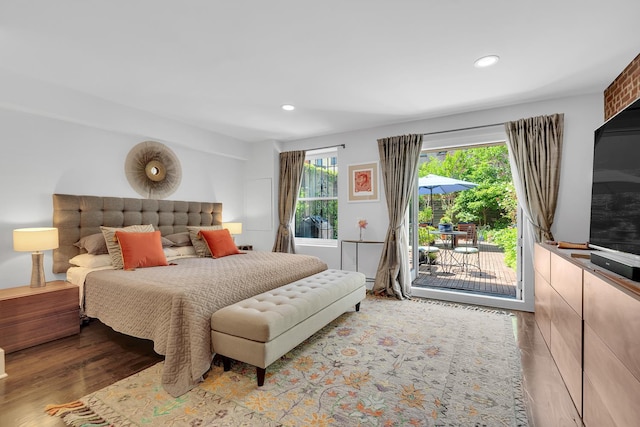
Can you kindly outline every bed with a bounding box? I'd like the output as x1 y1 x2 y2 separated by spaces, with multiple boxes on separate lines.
52 194 328 397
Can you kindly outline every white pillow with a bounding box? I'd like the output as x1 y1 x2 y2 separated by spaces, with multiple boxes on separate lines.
164 246 197 262
171 245 197 257
163 247 180 258
69 253 113 269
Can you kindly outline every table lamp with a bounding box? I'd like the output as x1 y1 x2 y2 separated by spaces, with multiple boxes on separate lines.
13 227 59 288
222 222 242 241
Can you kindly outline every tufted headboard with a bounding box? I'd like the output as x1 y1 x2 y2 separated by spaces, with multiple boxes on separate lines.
52 194 222 273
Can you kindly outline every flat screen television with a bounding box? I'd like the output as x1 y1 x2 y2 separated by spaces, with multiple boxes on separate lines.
589 95 640 271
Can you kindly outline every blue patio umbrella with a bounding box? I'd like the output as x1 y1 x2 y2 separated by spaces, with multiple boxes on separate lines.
418 174 478 220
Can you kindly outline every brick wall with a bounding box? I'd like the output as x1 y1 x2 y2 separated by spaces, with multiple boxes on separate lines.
604 53 640 120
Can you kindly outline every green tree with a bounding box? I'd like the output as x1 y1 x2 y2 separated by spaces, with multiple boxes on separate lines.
419 145 516 229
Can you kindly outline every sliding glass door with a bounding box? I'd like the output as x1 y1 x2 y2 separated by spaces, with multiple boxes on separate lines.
409 133 530 311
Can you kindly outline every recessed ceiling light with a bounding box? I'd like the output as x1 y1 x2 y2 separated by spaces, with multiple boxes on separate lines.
281 104 295 111
474 55 500 68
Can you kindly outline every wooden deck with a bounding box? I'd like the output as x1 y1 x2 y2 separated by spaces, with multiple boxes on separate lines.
412 241 518 298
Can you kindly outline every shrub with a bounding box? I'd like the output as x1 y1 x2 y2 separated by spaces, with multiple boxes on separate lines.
439 215 451 224
418 226 436 246
492 227 517 269
418 207 433 225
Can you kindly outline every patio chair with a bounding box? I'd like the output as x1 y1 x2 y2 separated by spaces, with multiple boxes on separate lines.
453 222 478 247
453 225 480 272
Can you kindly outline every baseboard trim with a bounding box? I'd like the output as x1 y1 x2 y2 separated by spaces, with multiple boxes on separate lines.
0 347 7 379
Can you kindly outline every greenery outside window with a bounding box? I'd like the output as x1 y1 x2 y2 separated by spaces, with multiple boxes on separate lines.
295 150 338 244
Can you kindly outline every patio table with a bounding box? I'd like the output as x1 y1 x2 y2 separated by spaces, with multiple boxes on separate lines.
428 230 468 273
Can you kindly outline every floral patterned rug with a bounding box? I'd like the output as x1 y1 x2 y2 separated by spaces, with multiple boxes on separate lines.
47 295 529 426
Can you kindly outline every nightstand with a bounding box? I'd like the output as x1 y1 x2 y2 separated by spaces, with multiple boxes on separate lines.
237 245 253 251
0 280 80 353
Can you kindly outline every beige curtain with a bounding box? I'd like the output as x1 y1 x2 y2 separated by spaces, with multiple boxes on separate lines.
504 114 564 242
373 134 423 299
272 150 306 253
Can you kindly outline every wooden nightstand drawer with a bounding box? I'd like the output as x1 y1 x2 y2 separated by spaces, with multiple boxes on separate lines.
0 281 80 353
0 286 78 324
0 309 79 353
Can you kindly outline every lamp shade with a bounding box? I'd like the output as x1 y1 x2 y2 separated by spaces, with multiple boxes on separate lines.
222 222 242 235
13 227 59 252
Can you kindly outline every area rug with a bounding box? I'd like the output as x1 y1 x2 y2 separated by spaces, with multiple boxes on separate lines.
47 295 529 426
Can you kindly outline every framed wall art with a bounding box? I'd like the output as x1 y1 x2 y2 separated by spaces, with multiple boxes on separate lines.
348 162 379 202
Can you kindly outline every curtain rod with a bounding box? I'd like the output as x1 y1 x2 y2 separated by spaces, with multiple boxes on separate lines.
305 143 346 151
422 122 505 137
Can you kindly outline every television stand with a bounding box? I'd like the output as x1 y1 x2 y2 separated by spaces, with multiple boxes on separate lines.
535 243 640 426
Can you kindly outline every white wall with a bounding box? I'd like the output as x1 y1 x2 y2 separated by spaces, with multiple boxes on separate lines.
269 93 604 309
242 140 281 251
0 73 250 289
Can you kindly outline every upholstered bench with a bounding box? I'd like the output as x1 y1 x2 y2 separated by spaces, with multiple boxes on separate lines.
210 269 366 386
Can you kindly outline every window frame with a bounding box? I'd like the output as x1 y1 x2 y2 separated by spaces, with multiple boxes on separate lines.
294 148 339 247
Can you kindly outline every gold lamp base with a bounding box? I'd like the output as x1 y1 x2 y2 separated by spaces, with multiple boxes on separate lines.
30 252 46 288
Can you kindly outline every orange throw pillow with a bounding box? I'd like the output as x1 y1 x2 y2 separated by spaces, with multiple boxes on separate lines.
199 229 241 258
115 230 169 270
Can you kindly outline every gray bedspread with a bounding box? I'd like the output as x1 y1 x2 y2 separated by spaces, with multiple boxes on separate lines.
83 251 328 397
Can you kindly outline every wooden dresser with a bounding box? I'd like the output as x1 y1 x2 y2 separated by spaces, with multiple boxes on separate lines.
0 280 80 353
534 243 640 426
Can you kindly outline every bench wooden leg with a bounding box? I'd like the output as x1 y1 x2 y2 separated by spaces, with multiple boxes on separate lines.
256 367 266 386
355 302 361 312
222 356 231 372
224 358 265 386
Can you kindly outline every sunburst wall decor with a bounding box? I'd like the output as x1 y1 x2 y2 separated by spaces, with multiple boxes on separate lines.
125 141 182 199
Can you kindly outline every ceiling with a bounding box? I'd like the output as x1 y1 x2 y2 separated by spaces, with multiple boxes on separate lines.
1 1 639 143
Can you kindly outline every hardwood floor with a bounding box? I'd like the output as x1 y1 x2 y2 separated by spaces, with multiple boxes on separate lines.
0 320 163 427
1 312 582 427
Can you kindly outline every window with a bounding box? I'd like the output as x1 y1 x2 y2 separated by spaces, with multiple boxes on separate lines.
295 150 338 242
